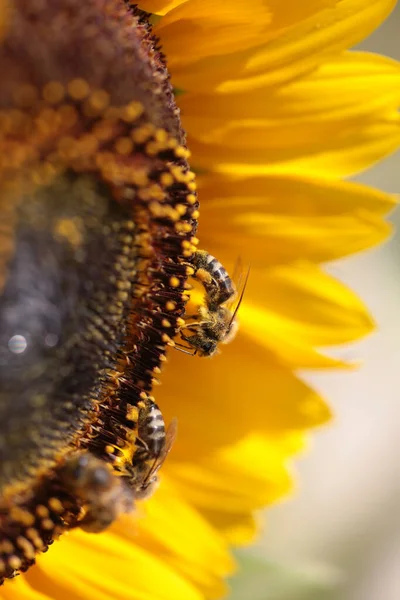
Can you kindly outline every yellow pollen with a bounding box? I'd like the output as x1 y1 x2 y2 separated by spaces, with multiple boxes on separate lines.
0 541 13 554
175 222 192 233
67 78 90 100
35 108 61 135
169 276 180 288
192 210 200 219
48 498 64 514
155 128 169 143
115 137 133 155
85 89 110 114
42 81 65 104
176 317 185 328
122 100 144 122
131 124 155 144
175 145 190 159
145 140 163 156
8 556 22 570
167 137 178 149
9 507 35 527
160 172 174 187
165 301 176 311
162 319 172 328
78 134 98 156
175 204 187 216
41 518 54 531
187 194 197 205
36 505 49 518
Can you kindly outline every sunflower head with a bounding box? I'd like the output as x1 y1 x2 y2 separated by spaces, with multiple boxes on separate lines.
0 0 199 581
0 0 399 598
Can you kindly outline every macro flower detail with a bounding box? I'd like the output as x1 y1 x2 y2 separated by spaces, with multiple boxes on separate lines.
0 1 399 599
0 0 198 584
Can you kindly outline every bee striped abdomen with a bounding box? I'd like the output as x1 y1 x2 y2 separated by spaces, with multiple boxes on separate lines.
138 401 166 456
192 250 235 307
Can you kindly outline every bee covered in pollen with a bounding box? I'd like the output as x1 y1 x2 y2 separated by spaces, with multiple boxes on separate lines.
178 250 249 357
126 398 177 500
59 453 134 533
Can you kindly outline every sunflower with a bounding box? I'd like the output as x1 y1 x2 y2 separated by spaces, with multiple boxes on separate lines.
0 0 399 599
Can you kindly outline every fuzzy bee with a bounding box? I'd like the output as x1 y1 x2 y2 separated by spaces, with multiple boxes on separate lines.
178 250 248 357
126 399 177 499
60 452 134 533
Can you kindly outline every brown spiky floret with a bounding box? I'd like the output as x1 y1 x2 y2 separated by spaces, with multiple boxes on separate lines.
0 0 199 581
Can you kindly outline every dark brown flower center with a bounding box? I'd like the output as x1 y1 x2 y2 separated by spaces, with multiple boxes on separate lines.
0 0 198 581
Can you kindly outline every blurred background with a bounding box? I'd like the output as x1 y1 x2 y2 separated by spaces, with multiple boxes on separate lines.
231 4 400 599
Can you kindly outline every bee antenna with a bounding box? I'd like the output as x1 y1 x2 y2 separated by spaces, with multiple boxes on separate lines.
229 265 250 328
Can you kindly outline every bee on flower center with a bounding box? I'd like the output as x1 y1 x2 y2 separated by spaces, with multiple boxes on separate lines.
59 453 134 533
178 250 248 357
192 250 236 309
126 399 177 500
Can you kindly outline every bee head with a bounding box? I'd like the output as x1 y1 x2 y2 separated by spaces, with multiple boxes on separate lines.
199 339 218 357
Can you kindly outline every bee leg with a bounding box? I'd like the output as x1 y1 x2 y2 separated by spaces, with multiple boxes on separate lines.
179 322 202 332
183 313 201 320
174 341 197 355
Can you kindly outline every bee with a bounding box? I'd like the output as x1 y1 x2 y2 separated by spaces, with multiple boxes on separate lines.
126 399 177 499
191 250 236 309
60 452 134 533
178 250 249 357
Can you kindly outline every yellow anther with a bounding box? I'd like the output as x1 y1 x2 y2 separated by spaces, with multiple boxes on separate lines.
169 276 180 288
122 101 144 122
42 81 65 104
67 78 90 100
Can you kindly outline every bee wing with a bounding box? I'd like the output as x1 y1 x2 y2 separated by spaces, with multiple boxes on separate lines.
225 256 243 308
143 418 178 483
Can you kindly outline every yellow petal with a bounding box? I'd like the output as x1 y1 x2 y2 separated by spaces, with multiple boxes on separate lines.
22 528 204 600
198 172 396 216
180 52 400 123
169 434 296 514
114 479 235 599
158 338 331 457
154 0 271 67
199 510 259 546
187 112 400 177
238 264 375 368
0 578 49 600
169 0 396 92
138 0 188 15
197 174 394 265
